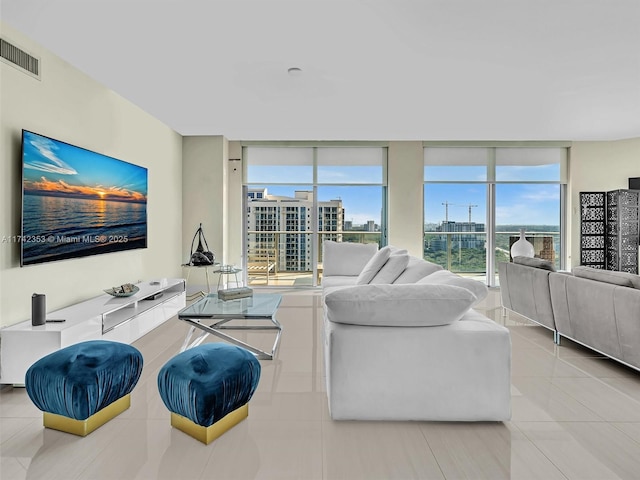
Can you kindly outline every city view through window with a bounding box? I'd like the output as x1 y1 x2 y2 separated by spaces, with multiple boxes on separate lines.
246 184 384 286
245 146 385 286
424 183 560 280
245 146 564 286
424 148 565 284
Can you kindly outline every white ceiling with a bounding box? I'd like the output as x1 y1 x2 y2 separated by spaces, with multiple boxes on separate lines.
2 0 640 141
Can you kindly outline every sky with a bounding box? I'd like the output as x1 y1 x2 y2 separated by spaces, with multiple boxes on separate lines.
248 165 561 227
22 130 147 203
424 183 560 226
247 165 384 225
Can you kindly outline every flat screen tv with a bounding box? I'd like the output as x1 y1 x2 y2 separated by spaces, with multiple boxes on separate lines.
20 130 148 266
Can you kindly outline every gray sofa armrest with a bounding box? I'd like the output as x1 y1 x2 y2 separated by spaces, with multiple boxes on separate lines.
498 262 555 331
615 287 640 368
550 273 624 359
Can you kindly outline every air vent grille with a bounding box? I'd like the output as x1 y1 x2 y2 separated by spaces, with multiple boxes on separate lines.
1 38 40 79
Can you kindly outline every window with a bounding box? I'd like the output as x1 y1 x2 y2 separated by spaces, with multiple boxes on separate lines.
245 145 387 287
424 145 567 285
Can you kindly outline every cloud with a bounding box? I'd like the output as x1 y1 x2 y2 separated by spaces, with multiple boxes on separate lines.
24 177 146 202
24 137 78 175
519 186 559 202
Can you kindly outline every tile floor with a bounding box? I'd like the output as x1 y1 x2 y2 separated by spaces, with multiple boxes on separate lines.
1 288 640 479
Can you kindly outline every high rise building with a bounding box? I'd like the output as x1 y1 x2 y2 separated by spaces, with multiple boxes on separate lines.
247 189 343 271
429 221 486 251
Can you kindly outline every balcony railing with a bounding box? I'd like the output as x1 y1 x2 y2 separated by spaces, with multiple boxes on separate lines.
244 229 558 287
245 230 381 287
424 230 560 283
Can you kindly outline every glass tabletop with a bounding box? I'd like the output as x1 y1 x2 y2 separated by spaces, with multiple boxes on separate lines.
212 265 242 274
178 293 282 319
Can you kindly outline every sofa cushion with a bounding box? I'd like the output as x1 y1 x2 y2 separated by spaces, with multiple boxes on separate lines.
393 256 443 284
322 241 378 277
356 246 392 284
321 276 359 289
572 266 640 289
513 256 556 272
324 283 477 327
369 253 410 284
417 270 488 307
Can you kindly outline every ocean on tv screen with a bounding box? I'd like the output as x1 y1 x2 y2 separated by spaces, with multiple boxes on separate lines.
20 130 147 265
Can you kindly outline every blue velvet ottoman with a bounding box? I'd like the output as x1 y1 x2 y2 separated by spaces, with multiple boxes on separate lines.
25 340 143 436
157 343 261 444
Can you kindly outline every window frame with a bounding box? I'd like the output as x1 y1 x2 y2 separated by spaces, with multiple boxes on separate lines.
423 142 568 286
243 143 388 287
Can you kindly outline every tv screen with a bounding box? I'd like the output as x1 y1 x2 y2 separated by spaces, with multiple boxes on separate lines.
21 130 148 266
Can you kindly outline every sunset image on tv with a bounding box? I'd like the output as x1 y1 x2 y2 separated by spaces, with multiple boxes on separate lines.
21 130 148 265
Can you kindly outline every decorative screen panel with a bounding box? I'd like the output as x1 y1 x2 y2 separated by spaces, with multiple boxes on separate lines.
580 192 606 269
605 189 639 274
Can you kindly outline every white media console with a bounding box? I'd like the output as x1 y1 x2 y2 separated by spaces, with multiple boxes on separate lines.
0 278 186 385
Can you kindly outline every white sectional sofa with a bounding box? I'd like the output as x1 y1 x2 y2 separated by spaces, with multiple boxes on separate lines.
321 241 511 422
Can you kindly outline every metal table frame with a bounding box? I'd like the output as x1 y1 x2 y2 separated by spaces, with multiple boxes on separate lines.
212 265 242 290
178 294 282 360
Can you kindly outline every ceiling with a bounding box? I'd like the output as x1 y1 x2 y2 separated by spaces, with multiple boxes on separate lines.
2 0 639 141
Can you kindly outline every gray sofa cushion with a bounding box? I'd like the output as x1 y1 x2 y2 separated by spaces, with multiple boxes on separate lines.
572 266 640 289
513 256 556 272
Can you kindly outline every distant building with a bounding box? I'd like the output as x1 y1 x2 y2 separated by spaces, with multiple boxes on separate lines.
429 221 485 251
247 188 343 271
345 220 380 232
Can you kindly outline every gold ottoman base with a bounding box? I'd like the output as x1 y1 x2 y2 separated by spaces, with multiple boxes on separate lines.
170 403 249 445
43 394 131 437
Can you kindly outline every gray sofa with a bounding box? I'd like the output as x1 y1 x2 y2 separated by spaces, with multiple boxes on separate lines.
498 258 556 336
499 259 640 371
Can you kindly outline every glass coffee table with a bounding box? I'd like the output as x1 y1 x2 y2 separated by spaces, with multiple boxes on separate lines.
178 293 282 360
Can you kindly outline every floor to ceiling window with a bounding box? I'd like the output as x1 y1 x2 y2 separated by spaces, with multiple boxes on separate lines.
424 144 567 286
244 145 387 287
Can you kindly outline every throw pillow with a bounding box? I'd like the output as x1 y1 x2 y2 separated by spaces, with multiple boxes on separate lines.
324 283 476 327
513 256 556 272
322 240 378 277
572 266 640 289
393 256 443 284
355 246 392 285
369 253 410 284
417 269 488 307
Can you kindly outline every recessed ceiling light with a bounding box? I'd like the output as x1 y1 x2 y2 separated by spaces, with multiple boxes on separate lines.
287 67 303 76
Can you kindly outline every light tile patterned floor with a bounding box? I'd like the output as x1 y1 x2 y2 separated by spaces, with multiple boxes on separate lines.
1 288 640 479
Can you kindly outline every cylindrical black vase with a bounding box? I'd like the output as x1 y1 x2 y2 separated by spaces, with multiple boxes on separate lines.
32 293 46 326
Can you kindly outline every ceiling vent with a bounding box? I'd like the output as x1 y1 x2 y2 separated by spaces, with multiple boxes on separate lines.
1 37 40 80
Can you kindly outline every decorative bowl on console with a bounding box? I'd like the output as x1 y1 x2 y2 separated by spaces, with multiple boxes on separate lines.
104 284 140 297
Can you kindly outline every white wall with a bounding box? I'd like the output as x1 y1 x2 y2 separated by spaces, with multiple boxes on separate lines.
179 135 640 283
0 23 183 328
568 137 640 267
227 141 244 269
387 142 424 256
182 136 229 291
